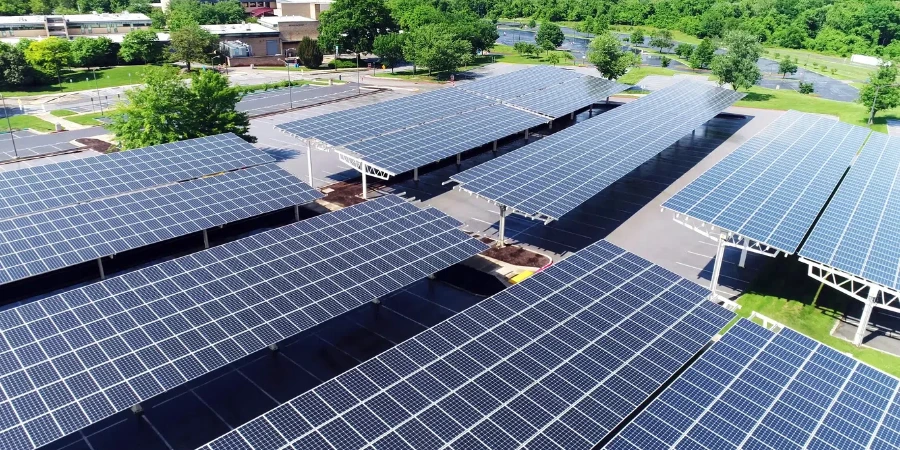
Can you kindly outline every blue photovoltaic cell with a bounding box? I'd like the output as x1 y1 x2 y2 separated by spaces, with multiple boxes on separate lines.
508 76 629 119
276 88 496 146
664 110 869 253
458 65 583 101
800 132 900 290
0 133 272 220
341 104 548 175
0 164 322 285
450 81 745 220
200 239 735 450
0 195 488 450
606 318 900 450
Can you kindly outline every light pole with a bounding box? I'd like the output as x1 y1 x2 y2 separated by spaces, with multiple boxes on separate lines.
0 93 18 159
91 68 104 116
278 57 294 109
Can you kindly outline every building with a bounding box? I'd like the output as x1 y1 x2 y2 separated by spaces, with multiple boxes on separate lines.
202 23 285 66
257 15 317 50
0 13 151 39
270 0 331 18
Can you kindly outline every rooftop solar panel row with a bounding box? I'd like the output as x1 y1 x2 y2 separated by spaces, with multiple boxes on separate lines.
606 318 900 450
800 132 900 291
0 195 488 450
458 65 583 102
201 240 734 450
0 165 322 286
0 133 273 220
509 77 629 119
341 104 549 175
450 81 745 220
663 110 869 253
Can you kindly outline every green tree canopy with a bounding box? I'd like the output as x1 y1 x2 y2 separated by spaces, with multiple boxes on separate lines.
536 21 565 54
402 24 472 74
24 37 70 80
0 42 36 89
675 43 694 59
373 33 405 72
168 23 217 71
588 32 636 80
108 66 254 149
119 29 161 64
318 0 396 54
711 30 763 90
630 28 645 46
297 36 324 69
859 62 900 123
778 56 798 78
649 29 674 52
689 37 716 69
70 36 113 68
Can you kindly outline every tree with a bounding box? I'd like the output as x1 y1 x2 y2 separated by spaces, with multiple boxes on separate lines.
318 0 396 54
711 30 762 90
168 23 217 71
630 28 645 46
860 63 900 124
119 29 161 64
373 33 404 72
0 43 36 89
649 29 674 52
513 41 529 56
675 43 694 59
799 81 815 94
297 36 324 69
660 55 671 67
588 32 636 80
778 57 798 78
108 66 254 149
536 21 564 55
403 25 471 74
527 18 536 28
24 38 70 82
689 38 715 69
547 52 561 65
70 37 113 68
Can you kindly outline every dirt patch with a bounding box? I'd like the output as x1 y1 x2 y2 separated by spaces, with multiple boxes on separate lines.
320 181 381 207
479 237 551 268
74 138 115 153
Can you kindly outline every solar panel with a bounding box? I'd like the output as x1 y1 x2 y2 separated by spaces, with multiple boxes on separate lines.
0 164 322 286
200 239 735 450
276 88 496 147
800 132 900 290
450 81 745 221
606 318 900 450
0 195 488 450
340 104 548 175
508 77 629 118
663 110 869 254
0 133 272 220
459 65 583 101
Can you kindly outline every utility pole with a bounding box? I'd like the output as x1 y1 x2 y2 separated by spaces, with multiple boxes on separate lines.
0 93 18 159
91 69 104 116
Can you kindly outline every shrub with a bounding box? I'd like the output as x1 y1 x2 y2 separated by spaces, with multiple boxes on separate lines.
799 81 815 94
660 55 671 67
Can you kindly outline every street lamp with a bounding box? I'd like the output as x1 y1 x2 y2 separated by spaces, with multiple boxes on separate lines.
0 93 18 159
278 56 294 110
91 68 104 116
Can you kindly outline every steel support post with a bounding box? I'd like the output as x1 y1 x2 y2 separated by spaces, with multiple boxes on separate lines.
548 120 553 130
361 170 368 200
492 140 498 153
739 238 749 268
306 140 314 188
570 112 574 120
97 258 105 279
294 205 300 222
589 107 593 117
268 343 279 351
203 229 209 249
524 129 529 142
456 153 461 166
709 235 726 297
498 205 507 247
413 167 418 182
854 287 879 346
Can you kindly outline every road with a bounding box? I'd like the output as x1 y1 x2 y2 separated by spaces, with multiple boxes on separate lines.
0 127 105 162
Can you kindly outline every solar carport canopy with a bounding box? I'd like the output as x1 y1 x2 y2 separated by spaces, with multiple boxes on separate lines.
275 88 496 147
450 81 745 221
201 240 734 450
458 65 583 101
664 110 869 254
606 318 900 450
508 76 629 119
800 132 900 291
0 195 488 450
340 104 549 176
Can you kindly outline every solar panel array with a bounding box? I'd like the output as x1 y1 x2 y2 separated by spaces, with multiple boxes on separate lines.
0 165 322 286
606 318 900 450
800 132 900 291
0 195 488 450
201 240 734 450
450 81 745 220
341 104 549 175
459 65 583 101
0 134 272 220
276 89 496 147
663 110 869 254
508 77 629 119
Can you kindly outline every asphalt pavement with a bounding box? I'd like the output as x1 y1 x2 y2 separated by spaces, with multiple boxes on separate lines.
0 127 105 162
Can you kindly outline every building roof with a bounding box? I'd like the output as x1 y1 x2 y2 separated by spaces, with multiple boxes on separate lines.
0 13 150 25
201 23 280 35
0 15 48 25
257 15 317 24
276 0 332 3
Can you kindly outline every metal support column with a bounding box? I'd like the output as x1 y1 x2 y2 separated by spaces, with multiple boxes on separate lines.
569 112 574 120
548 120 553 130
854 287 879 346
268 343 279 351
498 205 507 248
709 234 726 298
97 258 105 279
492 140 498 153
130 404 143 415
306 140 314 188
413 167 418 182
361 170 368 200
203 229 209 249
589 107 593 117
524 129 529 142
456 153 461 166
294 205 300 221
739 238 749 268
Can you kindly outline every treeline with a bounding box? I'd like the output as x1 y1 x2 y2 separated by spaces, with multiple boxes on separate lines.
490 0 899 58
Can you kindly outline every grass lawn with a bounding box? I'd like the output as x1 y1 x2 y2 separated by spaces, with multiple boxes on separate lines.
762 47 875 82
618 66 679 84
731 255 900 378
1 65 155 97
3 115 56 132
65 112 106 126
610 24 702 45
50 109 77 117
